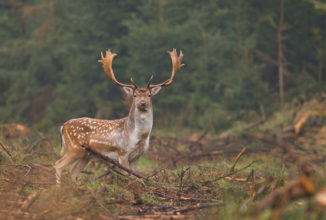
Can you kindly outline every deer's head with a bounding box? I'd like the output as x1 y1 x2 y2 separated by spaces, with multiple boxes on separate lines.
98 49 184 112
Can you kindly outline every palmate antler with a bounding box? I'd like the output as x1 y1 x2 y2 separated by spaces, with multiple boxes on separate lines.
99 48 184 89
98 49 137 89
147 48 184 89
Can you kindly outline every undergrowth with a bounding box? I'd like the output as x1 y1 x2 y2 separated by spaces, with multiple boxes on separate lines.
0 97 326 219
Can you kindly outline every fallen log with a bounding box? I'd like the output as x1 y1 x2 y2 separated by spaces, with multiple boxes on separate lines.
80 145 148 180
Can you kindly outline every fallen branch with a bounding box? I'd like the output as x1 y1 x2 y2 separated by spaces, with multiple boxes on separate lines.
230 146 247 173
81 145 148 180
28 163 53 172
21 191 40 211
172 201 224 214
118 202 223 219
118 214 190 219
0 163 32 168
147 168 167 179
82 146 185 199
202 161 256 184
97 165 126 179
224 176 247 182
0 142 14 162
96 169 111 179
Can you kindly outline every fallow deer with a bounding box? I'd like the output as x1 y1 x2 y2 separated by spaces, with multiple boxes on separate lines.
54 48 184 183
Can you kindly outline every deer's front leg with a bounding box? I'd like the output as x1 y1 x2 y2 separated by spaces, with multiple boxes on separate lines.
119 155 129 168
118 155 130 176
129 158 139 171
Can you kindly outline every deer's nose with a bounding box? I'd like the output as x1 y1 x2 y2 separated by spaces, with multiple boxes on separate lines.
140 100 146 106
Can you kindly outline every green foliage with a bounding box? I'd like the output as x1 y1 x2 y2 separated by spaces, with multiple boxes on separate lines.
0 0 325 132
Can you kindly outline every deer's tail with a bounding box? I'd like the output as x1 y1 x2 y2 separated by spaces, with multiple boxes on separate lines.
59 125 66 155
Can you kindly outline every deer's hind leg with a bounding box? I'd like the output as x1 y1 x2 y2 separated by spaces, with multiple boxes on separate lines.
54 153 81 183
70 157 89 182
54 128 85 184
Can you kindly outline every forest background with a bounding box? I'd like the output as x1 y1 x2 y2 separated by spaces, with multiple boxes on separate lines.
0 0 325 134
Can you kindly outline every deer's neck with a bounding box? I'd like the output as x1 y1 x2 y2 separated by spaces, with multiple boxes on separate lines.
126 103 153 139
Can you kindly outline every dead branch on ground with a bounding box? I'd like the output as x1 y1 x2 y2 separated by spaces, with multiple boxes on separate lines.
230 146 247 173
0 142 14 162
20 191 40 211
202 161 256 184
81 145 148 180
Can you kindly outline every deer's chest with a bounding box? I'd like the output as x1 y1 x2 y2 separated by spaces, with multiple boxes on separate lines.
127 115 152 158
128 135 149 161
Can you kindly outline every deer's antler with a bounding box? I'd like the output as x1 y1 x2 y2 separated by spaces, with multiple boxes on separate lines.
148 48 184 89
98 49 137 89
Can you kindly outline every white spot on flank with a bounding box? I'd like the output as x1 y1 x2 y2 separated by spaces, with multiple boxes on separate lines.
66 132 78 149
90 139 109 145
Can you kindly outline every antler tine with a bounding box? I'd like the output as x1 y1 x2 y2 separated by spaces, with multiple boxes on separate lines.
98 49 136 89
146 75 154 88
149 48 184 88
130 77 138 89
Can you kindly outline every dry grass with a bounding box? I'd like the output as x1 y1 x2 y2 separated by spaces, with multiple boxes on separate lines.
1 106 326 219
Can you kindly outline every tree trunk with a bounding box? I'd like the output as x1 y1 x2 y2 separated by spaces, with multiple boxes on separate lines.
277 0 285 105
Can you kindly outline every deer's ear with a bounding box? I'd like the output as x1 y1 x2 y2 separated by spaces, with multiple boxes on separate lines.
123 87 134 96
150 87 162 96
